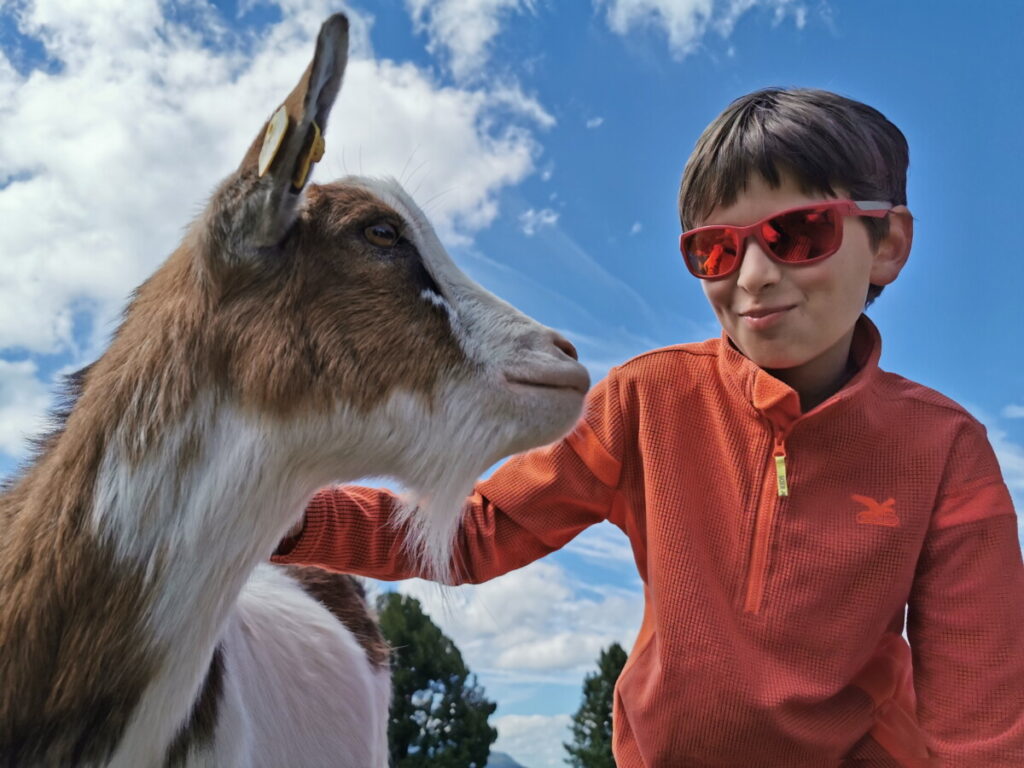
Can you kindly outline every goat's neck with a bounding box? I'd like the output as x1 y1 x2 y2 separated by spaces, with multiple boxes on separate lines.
84 394 332 763
93 395 323 649
1 383 344 764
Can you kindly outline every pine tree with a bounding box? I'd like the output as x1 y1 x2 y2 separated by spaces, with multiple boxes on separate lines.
564 642 629 768
376 592 498 768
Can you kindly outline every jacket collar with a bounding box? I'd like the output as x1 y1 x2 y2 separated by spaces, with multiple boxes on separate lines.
716 315 882 432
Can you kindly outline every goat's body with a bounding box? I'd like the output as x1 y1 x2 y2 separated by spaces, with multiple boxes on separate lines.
107 567 389 768
195 565 389 768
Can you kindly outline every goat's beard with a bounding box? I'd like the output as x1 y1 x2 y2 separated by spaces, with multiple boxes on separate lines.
393 479 476 585
335 374 571 585
387 392 523 584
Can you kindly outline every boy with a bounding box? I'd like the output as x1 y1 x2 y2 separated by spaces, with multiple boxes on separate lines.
273 89 1024 766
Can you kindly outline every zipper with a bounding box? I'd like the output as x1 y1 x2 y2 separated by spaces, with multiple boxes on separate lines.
744 430 789 613
773 437 789 497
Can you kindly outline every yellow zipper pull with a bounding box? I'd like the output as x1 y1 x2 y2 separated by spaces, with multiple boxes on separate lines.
773 438 789 497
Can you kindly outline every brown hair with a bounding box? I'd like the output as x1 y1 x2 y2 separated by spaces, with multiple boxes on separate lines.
678 88 909 304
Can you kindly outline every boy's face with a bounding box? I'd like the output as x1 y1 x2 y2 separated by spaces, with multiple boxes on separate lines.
698 172 908 380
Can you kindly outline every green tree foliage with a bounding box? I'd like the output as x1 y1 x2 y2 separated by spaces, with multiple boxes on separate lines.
564 642 629 768
376 592 498 768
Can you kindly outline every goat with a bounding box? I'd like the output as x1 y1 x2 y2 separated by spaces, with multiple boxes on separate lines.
0 14 589 767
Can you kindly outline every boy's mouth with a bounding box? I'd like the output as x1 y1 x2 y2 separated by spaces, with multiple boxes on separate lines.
738 304 796 329
739 304 796 318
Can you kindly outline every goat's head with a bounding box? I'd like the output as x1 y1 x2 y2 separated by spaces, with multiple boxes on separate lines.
100 14 587 575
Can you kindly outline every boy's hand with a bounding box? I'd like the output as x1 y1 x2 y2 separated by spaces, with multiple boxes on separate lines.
275 517 305 556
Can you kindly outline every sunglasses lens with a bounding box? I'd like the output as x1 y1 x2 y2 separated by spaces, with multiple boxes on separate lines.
762 206 840 262
683 229 739 277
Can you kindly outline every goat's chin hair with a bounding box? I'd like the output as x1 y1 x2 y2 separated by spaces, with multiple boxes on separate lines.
388 427 501 584
393 477 474 585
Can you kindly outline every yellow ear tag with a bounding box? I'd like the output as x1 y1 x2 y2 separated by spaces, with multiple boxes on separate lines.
292 121 325 189
258 105 289 178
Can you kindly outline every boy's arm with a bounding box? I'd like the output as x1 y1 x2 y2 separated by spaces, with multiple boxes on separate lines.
271 371 629 584
907 421 1024 766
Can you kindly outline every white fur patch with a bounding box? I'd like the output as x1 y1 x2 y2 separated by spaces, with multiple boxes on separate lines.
420 287 462 336
222 565 388 767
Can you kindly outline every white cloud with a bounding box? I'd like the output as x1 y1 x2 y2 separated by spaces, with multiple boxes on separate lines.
989 426 1024 497
494 713 573 768
964 405 1024 499
988 426 1024 548
585 116 604 129
0 360 52 457
599 0 712 57
1002 404 1024 419
519 207 559 235
403 0 810 76
0 1 551 358
962 404 1024 548
563 521 637 565
405 0 536 82
396 559 642 677
596 0 808 58
487 81 557 129
496 631 612 671
630 220 642 235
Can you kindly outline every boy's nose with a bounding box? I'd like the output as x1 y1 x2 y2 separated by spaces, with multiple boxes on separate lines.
735 237 782 294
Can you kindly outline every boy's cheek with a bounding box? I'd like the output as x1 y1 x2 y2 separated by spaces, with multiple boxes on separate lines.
701 280 733 316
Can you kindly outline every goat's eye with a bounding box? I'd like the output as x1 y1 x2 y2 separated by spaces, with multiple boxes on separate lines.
364 223 400 248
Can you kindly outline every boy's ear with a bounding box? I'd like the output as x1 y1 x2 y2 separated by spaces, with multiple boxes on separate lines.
869 206 913 286
225 14 349 255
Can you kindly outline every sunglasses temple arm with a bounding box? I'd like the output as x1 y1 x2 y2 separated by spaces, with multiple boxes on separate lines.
853 200 893 212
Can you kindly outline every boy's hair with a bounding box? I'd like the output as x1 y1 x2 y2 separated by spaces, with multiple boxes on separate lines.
678 88 909 304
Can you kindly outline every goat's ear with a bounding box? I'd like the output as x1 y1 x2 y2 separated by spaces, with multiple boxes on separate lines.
223 14 348 255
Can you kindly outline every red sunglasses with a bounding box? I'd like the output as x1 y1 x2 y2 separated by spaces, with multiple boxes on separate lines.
680 200 893 280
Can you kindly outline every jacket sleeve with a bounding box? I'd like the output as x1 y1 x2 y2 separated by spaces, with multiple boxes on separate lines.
271 370 630 584
907 420 1024 766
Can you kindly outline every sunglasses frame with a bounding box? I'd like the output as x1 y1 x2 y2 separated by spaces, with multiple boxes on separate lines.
680 199 893 280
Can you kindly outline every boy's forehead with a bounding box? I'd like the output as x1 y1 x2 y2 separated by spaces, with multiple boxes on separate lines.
696 171 844 227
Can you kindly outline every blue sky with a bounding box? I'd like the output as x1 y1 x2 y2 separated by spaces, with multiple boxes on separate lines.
2 1 1022 766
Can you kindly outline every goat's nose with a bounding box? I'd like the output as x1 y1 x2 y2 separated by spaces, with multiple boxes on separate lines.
551 333 579 361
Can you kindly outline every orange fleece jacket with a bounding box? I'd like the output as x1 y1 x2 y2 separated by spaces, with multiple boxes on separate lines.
274 317 1024 767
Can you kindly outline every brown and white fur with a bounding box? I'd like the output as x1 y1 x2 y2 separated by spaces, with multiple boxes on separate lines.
0 15 588 768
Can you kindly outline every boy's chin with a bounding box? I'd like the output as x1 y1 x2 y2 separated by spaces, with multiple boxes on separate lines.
730 337 808 371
